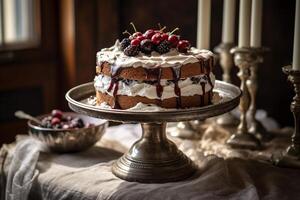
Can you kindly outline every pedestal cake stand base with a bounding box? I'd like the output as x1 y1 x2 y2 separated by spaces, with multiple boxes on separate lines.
112 123 196 182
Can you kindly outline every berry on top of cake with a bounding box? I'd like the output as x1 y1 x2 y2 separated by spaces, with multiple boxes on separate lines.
94 23 215 110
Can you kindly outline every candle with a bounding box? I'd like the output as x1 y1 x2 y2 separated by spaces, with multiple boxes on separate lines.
293 0 300 70
250 0 263 47
197 0 211 49
238 0 251 47
222 0 236 43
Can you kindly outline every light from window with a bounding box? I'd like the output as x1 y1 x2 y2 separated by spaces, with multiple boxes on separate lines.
0 0 40 50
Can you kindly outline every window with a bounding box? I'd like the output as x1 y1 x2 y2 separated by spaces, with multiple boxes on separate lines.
0 0 40 51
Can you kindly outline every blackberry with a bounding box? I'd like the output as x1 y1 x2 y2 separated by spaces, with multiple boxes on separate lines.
156 40 170 54
191 77 201 84
124 45 139 56
120 38 131 50
140 39 153 54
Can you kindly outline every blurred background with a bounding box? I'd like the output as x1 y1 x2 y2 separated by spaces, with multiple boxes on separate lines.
0 0 296 144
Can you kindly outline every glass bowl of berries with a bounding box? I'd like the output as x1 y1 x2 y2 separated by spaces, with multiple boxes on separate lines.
27 109 108 152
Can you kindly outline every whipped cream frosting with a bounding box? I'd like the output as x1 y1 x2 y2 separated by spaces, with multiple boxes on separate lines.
94 73 215 100
96 40 214 68
88 94 221 112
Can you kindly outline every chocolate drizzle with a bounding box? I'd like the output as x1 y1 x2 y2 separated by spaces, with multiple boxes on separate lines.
107 65 123 109
196 55 214 105
200 82 206 106
145 68 163 98
171 66 182 108
206 56 213 104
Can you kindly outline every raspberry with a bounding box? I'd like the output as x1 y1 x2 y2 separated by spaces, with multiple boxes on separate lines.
120 38 131 50
155 40 170 54
124 45 139 56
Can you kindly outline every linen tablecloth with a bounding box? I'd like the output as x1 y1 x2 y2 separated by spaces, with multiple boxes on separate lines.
1 121 300 200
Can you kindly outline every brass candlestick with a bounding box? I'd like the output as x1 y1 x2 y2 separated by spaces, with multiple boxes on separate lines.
226 47 261 149
214 43 239 126
273 66 300 168
247 47 273 141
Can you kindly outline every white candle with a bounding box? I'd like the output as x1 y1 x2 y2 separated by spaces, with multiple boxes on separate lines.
197 0 211 49
238 0 251 47
222 0 236 43
250 0 263 47
293 0 300 70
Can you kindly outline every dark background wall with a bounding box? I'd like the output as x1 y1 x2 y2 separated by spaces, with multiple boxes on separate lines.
0 0 296 144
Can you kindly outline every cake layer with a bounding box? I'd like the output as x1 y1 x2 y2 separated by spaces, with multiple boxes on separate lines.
96 90 212 109
96 60 213 81
94 73 215 100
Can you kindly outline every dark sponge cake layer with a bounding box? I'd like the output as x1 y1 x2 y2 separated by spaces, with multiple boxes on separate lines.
96 55 213 81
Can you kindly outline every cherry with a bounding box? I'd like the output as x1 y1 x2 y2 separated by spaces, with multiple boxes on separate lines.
177 40 191 53
151 33 163 45
161 33 169 41
143 29 155 39
51 109 63 119
131 38 141 46
168 35 180 47
51 117 60 125
132 32 143 38
136 35 145 41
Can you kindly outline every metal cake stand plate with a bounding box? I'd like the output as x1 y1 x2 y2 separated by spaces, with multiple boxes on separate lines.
65 80 241 183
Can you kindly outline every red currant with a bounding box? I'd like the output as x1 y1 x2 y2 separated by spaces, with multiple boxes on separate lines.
168 35 180 47
177 40 191 53
143 29 155 39
151 33 163 45
131 39 141 46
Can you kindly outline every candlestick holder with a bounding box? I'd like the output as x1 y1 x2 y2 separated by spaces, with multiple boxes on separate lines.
214 43 239 126
226 47 261 149
273 66 300 168
247 47 273 141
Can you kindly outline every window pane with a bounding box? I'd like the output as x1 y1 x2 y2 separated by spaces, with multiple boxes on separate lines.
0 0 40 49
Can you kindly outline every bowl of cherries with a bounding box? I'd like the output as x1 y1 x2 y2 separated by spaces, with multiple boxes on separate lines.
27 109 108 152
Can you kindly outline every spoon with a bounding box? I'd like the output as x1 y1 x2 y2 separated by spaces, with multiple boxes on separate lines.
14 110 43 125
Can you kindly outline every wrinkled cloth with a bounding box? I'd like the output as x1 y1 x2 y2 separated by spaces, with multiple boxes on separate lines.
1 121 300 200
3 138 47 200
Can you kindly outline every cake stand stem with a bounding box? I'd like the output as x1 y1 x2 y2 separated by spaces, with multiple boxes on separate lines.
226 47 261 149
112 122 197 183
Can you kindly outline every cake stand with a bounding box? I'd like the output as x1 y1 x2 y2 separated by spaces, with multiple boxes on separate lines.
65 80 241 183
